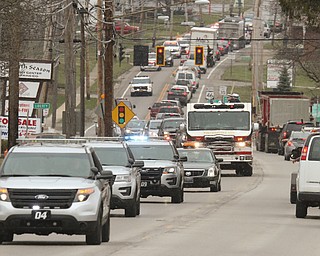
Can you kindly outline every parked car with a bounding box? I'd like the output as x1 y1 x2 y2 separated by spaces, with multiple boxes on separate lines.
85 141 144 217
177 148 222 192
127 139 186 203
115 20 139 34
140 52 161 71
284 131 310 161
0 143 114 245
167 85 191 106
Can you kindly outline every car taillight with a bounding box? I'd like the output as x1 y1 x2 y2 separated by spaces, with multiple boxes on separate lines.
283 131 287 139
168 92 173 94
183 92 187 96
195 136 204 141
300 146 308 161
287 141 294 147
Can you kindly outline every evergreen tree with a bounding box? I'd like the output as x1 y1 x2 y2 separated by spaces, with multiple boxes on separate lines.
277 65 291 91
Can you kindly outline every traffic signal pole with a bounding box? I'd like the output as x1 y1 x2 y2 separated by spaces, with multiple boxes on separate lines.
104 0 114 136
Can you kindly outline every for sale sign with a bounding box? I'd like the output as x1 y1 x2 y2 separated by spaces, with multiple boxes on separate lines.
0 116 41 138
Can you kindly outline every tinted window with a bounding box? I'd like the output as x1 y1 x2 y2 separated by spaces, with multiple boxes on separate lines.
94 147 129 166
308 137 320 161
2 153 91 177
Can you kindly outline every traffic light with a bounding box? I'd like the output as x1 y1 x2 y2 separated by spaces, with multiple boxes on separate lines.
156 46 165 66
119 43 125 64
195 46 204 66
118 105 126 124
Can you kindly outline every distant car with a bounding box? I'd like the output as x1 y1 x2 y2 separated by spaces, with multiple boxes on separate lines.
157 105 184 117
130 75 153 96
124 119 147 136
284 131 310 161
278 121 314 155
148 101 176 119
161 99 183 109
177 39 190 55
177 148 222 192
175 70 199 89
144 119 162 137
156 112 182 120
167 85 191 106
163 40 181 58
158 117 186 143
175 79 194 93
183 59 207 74
263 22 271 38
115 97 135 109
140 52 161 71
164 50 174 67
115 20 139 34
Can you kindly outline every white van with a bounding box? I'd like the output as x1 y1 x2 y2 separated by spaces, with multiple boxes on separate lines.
294 133 320 218
174 70 199 89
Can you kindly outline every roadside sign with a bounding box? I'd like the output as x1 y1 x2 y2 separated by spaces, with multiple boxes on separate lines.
219 86 227 95
33 103 50 109
112 102 135 128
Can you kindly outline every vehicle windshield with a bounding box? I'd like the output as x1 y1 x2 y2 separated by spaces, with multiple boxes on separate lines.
129 144 175 160
126 120 146 129
93 147 129 166
132 78 150 84
188 111 250 130
163 120 184 129
178 150 214 163
149 121 162 129
1 153 91 177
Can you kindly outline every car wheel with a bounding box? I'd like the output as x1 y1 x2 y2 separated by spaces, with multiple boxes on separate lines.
149 91 153 96
0 233 14 243
296 200 307 218
125 200 137 217
210 182 219 192
102 213 110 242
171 187 183 203
86 209 102 245
243 165 253 176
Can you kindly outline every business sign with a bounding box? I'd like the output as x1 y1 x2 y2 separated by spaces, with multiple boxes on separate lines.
267 59 293 88
0 116 41 139
5 100 35 117
0 61 52 80
6 81 40 98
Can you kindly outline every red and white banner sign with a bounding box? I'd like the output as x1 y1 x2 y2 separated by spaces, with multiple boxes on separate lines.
0 116 41 139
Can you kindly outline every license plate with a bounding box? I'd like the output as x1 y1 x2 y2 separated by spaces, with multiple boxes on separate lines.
32 210 51 220
184 177 193 183
141 181 148 187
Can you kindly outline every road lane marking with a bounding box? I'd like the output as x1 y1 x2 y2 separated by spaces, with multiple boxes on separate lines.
207 57 229 79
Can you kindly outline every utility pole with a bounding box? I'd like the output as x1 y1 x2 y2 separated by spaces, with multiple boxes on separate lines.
104 0 114 137
251 0 262 122
85 0 91 101
64 0 76 138
97 0 103 136
79 7 86 137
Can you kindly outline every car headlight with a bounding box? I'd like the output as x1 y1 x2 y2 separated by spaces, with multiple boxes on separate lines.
235 142 246 148
125 129 131 134
0 188 10 202
207 168 216 177
163 167 176 174
115 174 132 182
74 188 95 202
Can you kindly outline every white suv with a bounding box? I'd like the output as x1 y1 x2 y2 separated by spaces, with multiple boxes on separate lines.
0 143 114 245
292 132 320 218
130 75 153 96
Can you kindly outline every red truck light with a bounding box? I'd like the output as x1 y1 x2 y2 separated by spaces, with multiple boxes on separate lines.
300 146 308 161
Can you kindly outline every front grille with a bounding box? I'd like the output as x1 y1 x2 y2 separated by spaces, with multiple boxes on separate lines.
133 86 148 90
205 136 234 152
8 189 77 209
141 168 162 180
184 169 205 177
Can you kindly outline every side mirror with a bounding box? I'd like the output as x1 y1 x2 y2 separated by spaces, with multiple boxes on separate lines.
179 156 188 162
253 122 259 131
217 158 223 163
97 169 114 180
132 160 144 168
291 148 302 160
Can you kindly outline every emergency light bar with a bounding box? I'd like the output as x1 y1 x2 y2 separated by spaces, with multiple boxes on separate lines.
193 103 245 109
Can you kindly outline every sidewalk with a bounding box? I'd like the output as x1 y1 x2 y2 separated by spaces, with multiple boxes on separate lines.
43 63 99 133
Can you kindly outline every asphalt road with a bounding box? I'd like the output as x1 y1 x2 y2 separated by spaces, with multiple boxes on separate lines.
3 151 320 256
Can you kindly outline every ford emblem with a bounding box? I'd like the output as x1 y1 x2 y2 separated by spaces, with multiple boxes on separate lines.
35 194 49 200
